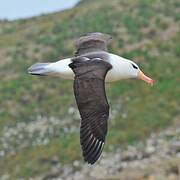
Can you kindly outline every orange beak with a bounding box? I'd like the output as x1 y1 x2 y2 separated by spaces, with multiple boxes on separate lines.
138 70 155 86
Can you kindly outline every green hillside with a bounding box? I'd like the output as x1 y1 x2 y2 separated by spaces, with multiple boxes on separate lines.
0 0 179 178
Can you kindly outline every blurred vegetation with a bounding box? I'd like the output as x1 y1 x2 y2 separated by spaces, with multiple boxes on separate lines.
0 0 179 178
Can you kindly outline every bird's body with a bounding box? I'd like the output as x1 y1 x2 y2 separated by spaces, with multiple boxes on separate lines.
28 32 155 164
34 52 137 82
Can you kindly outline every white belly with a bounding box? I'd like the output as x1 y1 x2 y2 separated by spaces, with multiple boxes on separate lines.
106 70 120 82
47 54 125 82
47 58 74 80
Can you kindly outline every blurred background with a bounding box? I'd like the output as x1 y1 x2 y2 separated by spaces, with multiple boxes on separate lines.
0 0 179 179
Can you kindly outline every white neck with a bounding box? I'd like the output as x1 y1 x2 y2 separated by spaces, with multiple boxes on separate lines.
105 53 137 82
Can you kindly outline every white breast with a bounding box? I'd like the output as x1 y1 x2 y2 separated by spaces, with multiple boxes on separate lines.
105 53 129 82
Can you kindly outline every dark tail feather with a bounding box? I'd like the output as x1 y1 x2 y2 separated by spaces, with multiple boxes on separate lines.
28 63 50 76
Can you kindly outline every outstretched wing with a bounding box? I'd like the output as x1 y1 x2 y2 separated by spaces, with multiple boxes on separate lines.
75 32 112 56
69 57 112 164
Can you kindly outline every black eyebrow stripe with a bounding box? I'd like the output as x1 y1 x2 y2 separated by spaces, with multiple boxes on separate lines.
132 64 138 69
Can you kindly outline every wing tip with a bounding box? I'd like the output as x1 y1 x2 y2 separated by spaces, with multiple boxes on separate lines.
75 32 112 47
82 138 105 165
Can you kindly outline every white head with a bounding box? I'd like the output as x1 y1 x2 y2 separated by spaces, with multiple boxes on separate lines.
110 53 155 85
124 59 155 85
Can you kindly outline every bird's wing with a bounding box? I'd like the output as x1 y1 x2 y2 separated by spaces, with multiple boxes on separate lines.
69 57 112 164
74 32 112 56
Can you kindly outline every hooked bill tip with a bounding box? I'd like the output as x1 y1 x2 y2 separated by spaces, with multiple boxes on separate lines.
149 79 155 86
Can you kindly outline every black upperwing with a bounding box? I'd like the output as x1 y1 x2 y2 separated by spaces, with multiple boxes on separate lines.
69 57 112 164
74 32 112 56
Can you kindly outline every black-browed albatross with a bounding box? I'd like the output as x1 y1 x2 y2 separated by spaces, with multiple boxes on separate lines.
28 32 155 164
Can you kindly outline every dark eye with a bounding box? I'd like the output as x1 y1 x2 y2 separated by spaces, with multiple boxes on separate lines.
132 64 138 69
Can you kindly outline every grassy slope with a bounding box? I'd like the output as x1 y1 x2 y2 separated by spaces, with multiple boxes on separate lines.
0 0 179 178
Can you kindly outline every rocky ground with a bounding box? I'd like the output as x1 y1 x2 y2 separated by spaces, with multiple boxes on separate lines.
0 108 80 158
36 119 179 180
0 114 179 180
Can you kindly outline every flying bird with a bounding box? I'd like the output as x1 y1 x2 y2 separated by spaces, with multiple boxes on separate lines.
28 32 155 164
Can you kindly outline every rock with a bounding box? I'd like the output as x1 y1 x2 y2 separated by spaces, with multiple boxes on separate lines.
1 174 10 180
145 145 156 155
171 141 180 153
73 160 81 168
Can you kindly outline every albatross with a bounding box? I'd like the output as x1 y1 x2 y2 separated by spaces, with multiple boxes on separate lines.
28 32 155 164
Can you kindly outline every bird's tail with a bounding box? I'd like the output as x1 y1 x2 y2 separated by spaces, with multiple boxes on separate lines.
28 63 51 76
